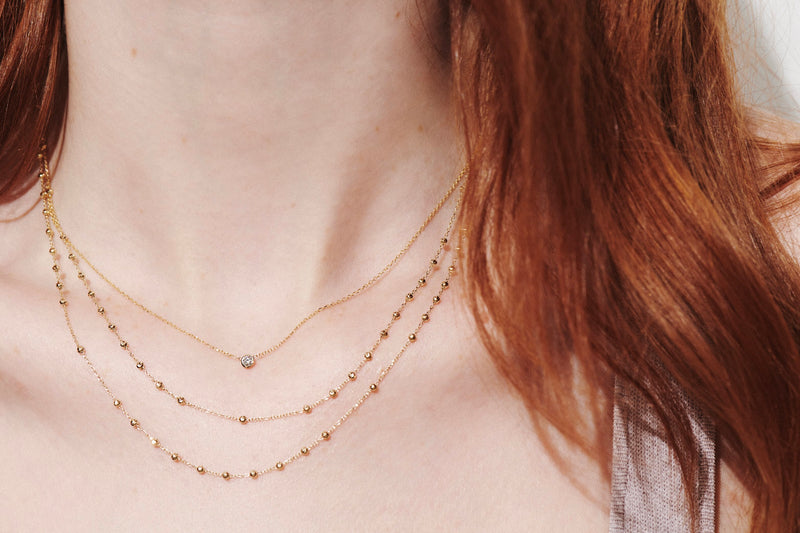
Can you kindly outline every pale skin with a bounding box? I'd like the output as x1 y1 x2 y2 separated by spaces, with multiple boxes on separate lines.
0 1 751 531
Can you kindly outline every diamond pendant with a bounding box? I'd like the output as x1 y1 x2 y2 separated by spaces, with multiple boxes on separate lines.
240 354 256 369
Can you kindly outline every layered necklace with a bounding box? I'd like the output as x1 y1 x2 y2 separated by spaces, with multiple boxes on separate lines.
38 145 465 480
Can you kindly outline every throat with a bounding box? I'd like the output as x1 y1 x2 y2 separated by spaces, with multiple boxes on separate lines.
53 0 462 317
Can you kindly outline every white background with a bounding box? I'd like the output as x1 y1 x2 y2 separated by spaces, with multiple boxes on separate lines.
731 0 800 119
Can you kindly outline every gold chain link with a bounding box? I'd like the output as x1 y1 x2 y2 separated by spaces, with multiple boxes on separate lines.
38 145 464 479
58 213 456 423
46 167 466 362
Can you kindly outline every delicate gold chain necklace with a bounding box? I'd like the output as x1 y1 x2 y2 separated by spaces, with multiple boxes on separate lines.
44 164 465 369
38 146 464 480
59 216 454 424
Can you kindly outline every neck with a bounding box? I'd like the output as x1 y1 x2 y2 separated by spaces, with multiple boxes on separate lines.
52 1 461 335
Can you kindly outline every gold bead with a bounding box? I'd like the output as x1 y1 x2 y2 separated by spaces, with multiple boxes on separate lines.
364 352 373 360
430 259 438 265
422 313 429 321
52 265 59 272
302 404 312 414
369 383 379 392
321 431 331 440
97 307 105 314
121 340 129 348
150 438 159 447
76 346 85 354
441 281 449 289
380 330 388 338
113 399 121 407
448 265 455 273
329 389 338 398
68 253 75 260
130 419 138 427
433 296 441 304
405 293 414 301
221 471 230 479
59 298 67 306
348 371 357 380
56 281 63 289
45 228 52 235
418 278 426 286
301 447 310 456
155 381 163 389
250 470 258 479
135 361 143 369
48 247 56 254
408 333 416 342
171 453 180 461
197 465 205 474
392 311 401 320
108 324 116 330
441 237 448 244
176 397 186 405
275 462 285 470
239 415 248 424
77 272 85 279
87 290 95 298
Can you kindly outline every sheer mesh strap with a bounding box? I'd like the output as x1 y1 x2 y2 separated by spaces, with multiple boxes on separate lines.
609 377 717 533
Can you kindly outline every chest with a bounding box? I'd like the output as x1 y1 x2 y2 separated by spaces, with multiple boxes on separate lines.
0 289 608 532
1 368 610 531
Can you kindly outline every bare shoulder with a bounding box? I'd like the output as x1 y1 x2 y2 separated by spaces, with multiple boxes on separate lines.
0 183 45 275
0 181 41 258
0 183 53 367
718 462 753 532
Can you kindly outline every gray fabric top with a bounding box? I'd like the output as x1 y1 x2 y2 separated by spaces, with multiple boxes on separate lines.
609 377 717 533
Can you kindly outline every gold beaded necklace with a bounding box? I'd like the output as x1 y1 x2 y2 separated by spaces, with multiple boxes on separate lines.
38 146 464 480
59 221 453 425
44 161 466 369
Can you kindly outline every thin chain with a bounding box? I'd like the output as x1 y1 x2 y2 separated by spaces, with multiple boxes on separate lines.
57 219 453 424
39 145 462 478
45 166 466 362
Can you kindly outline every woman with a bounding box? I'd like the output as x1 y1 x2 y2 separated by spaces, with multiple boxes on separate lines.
1 1 797 531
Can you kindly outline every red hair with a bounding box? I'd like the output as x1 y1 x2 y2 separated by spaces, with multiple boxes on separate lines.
0 0 66 200
450 1 800 530
3 1 800 530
